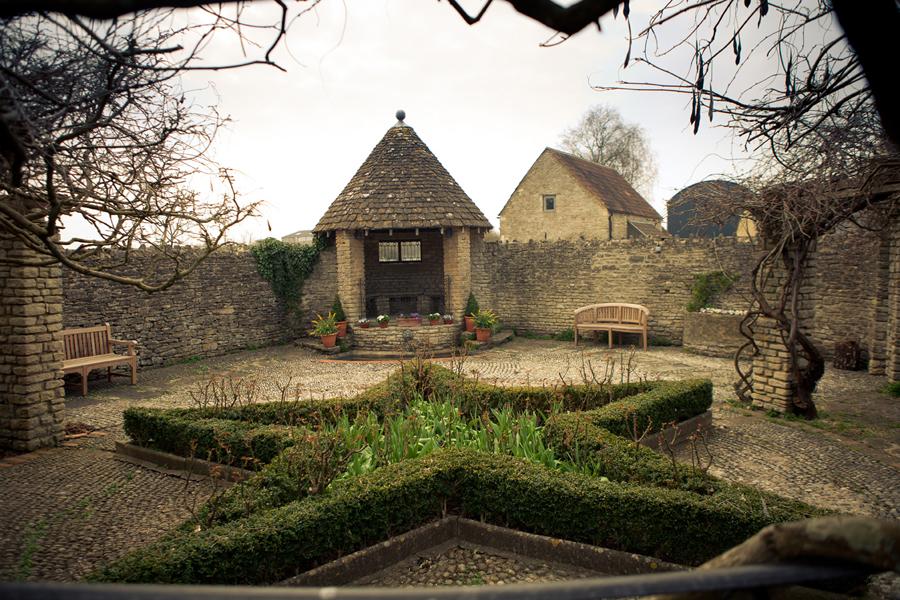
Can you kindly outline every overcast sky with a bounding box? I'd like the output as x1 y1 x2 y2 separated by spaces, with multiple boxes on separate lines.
181 0 756 241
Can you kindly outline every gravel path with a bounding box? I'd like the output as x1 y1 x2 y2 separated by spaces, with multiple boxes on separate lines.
1 339 897 582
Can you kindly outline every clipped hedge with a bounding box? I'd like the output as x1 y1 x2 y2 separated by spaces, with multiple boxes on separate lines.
591 379 713 437
94 449 822 584
123 408 304 467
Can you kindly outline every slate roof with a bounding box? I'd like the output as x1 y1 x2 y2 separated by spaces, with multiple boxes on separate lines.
667 180 746 238
314 120 491 232
544 148 662 220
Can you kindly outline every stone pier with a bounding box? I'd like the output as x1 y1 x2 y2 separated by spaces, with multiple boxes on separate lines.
0 237 65 451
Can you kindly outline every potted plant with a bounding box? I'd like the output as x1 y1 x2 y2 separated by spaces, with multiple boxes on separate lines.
464 292 479 332
331 296 348 337
310 312 339 348
357 317 370 329
427 312 442 325
376 314 390 328
442 314 454 324
473 309 497 342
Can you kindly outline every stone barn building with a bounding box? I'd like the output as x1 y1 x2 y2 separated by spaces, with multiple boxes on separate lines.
312 111 491 321
499 147 664 242
667 181 756 240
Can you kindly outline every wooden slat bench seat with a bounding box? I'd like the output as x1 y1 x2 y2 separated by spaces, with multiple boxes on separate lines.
62 323 137 396
574 303 649 350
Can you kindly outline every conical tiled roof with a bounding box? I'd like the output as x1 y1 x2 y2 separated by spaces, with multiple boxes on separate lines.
313 118 491 232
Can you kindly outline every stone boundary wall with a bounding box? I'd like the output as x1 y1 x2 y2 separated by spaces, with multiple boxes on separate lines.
472 237 757 345
682 312 746 357
299 245 337 327
63 248 289 368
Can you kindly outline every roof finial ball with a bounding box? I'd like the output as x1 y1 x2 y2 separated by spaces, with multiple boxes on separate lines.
395 109 406 123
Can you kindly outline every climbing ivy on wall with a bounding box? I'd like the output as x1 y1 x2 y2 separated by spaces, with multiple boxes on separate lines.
687 271 737 312
250 236 325 309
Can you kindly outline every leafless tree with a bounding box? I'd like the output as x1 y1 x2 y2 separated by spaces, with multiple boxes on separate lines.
559 105 657 196
681 107 899 418
0 2 325 290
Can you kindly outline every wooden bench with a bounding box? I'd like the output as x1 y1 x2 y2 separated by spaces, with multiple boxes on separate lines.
62 324 137 396
574 303 649 350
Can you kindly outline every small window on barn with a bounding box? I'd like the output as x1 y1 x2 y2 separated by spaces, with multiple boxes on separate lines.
400 241 421 262
378 242 399 262
543 195 556 211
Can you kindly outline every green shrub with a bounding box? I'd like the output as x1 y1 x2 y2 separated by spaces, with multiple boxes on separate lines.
554 328 575 342
123 408 303 467
464 292 479 316
591 379 713 437
330 296 347 322
94 449 821 584
687 271 736 312
883 381 900 397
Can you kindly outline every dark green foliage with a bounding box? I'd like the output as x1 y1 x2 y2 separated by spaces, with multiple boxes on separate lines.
686 271 736 312
189 430 353 528
250 237 324 308
106 364 823 586
553 328 575 341
883 381 900 397
330 296 346 322
123 408 302 467
591 379 713 437
464 292 479 316
93 449 821 584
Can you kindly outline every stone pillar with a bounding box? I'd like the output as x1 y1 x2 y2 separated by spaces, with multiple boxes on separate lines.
0 237 65 452
334 230 365 322
751 317 794 412
442 227 472 320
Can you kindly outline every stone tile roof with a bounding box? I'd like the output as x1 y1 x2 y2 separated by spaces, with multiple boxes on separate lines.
627 220 669 239
546 148 661 220
314 121 491 232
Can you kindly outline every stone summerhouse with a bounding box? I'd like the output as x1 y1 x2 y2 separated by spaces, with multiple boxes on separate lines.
313 112 491 322
499 147 664 242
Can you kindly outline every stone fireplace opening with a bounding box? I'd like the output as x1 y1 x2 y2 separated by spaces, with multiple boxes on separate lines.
363 229 444 318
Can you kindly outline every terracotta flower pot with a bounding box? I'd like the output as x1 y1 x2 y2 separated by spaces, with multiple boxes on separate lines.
379 322 389 328
475 327 492 342
443 317 454 325
336 321 348 338
464 315 475 332
320 333 338 348
428 319 440 326
359 322 370 329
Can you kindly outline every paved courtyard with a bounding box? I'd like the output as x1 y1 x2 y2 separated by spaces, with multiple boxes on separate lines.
1 339 898 582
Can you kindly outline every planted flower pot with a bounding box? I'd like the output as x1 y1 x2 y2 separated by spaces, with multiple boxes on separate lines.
378 322 389 328
358 321 370 329
475 327 492 342
464 315 475 332
320 333 338 348
336 321 348 338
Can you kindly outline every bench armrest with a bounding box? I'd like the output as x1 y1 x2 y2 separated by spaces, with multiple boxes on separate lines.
110 339 137 355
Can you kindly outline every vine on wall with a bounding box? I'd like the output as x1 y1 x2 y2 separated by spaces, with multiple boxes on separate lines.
250 236 325 311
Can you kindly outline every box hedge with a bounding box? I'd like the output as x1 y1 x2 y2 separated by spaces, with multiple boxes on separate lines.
93 449 822 584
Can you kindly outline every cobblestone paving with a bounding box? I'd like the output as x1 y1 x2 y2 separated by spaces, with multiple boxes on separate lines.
361 545 598 586
1 339 898 582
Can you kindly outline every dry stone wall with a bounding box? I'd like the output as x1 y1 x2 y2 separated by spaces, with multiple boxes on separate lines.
63 248 289 368
472 237 757 344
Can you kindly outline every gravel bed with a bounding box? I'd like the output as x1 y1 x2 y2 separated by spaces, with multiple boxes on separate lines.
361 545 599 587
